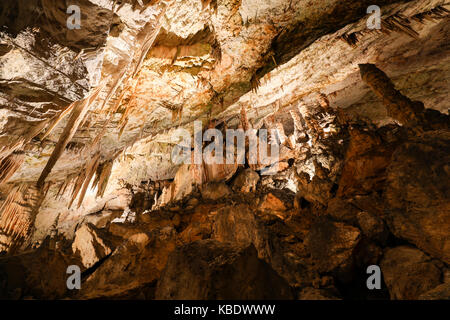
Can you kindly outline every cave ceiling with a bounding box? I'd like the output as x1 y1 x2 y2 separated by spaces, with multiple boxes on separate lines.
0 0 449 246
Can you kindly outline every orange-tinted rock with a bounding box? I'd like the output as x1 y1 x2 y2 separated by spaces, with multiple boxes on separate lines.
384 130 450 263
232 169 260 193
305 217 360 273
259 193 287 212
381 246 442 300
155 240 293 299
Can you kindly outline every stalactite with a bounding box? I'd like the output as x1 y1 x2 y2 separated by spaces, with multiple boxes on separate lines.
77 153 101 208
54 174 77 200
250 74 261 94
240 105 252 131
41 101 76 141
0 183 43 254
37 82 105 188
0 151 25 185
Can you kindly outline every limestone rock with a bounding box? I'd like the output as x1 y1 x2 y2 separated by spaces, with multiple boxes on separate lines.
72 223 113 268
213 205 267 257
298 287 340 300
337 126 400 198
79 227 177 299
0 244 80 299
357 211 388 244
305 217 360 273
259 193 287 212
155 240 293 300
213 204 318 288
418 283 450 300
384 130 450 263
232 169 260 193
326 197 360 223
200 182 231 201
381 246 442 300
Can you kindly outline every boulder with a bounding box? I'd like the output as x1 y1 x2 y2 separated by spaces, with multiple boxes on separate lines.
213 205 268 259
155 240 293 300
213 204 319 288
0 244 80 299
384 130 450 263
259 193 287 212
305 217 360 273
337 126 405 198
381 246 442 300
326 197 359 223
79 227 177 299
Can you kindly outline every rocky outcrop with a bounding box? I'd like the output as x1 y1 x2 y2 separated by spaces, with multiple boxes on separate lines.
72 223 113 268
79 225 177 299
381 246 443 300
419 283 450 300
305 217 361 274
0 239 80 299
155 240 293 300
384 130 450 264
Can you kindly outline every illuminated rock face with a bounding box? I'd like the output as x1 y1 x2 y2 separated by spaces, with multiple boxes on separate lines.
0 0 449 300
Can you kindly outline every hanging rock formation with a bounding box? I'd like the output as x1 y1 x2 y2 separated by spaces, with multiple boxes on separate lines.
0 0 449 300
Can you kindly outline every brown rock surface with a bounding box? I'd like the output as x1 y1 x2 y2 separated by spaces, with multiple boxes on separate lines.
232 169 260 193
155 240 293 300
384 130 450 263
72 223 113 268
305 217 361 273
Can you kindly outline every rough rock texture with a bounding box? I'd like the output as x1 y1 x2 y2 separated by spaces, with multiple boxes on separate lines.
72 223 113 268
419 282 450 300
232 168 260 193
0 0 449 301
78 225 177 299
305 217 361 274
200 182 230 201
0 238 80 299
155 240 293 300
381 246 442 300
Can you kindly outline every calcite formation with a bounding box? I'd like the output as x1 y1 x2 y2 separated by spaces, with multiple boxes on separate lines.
0 0 449 300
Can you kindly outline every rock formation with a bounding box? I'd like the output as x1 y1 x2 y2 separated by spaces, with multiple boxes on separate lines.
0 0 449 300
